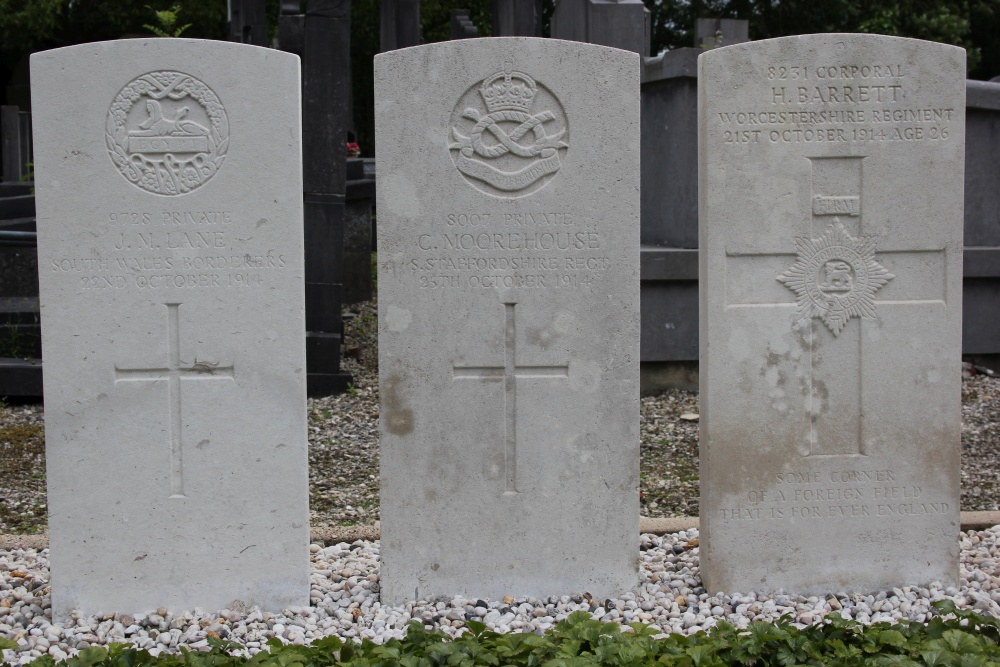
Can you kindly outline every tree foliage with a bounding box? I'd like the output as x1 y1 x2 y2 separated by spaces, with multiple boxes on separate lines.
649 0 996 79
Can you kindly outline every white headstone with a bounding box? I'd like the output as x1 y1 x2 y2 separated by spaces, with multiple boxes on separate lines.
699 34 965 593
31 39 309 617
375 37 640 603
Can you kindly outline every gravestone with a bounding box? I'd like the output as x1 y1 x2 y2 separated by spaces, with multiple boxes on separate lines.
300 0 354 396
962 80 1000 363
344 174 374 304
492 0 541 37
228 0 268 46
450 9 479 39
31 39 309 617
639 48 700 368
699 34 965 593
1 105 32 184
551 0 649 56
380 0 421 51
376 37 640 603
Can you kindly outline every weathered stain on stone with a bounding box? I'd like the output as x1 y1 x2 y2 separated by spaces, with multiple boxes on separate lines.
527 326 558 350
383 374 414 435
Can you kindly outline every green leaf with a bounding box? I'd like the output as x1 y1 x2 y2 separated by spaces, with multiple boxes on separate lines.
940 629 983 655
684 644 716 666
918 650 951 666
465 619 487 636
876 628 908 648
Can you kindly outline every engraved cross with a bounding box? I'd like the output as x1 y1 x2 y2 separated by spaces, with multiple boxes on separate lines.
453 302 569 494
114 303 235 497
724 156 946 456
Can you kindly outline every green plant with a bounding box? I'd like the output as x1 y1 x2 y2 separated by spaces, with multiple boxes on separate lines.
4 600 1000 667
144 3 191 37
699 29 725 48
0 319 32 359
20 161 34 193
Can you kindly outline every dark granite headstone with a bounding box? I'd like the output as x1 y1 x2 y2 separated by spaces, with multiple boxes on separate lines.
0 191 41 396
492 0 540 36
1 106 32 184
638 49 699 364
278 1 305 54
344 176 374 304
550 0 649 56
381 0 421 51
963 80 1000 362
229 0 269 46
451 9 479 39
550 0 586 42
280 0 354 395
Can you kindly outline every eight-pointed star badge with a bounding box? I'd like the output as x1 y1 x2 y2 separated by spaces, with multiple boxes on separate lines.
777 222 895 336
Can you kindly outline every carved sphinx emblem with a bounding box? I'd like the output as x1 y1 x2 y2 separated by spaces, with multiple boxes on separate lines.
107 71 229 195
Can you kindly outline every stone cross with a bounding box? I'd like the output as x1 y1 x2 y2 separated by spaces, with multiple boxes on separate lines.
453 302 568 494
114 303 234 497
723 156 945 456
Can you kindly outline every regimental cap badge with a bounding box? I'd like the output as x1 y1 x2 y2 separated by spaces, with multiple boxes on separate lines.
777 222 895 336
449 58 569 198
106 71 229 196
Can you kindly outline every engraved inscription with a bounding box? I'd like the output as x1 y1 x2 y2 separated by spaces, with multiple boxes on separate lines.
715 62 956 146
406 211 608 290
114 303 235 498
51 210 287 290
719 469 951 522
813 195 860 217
107 72 229 195
453 302 569 495
449 59 568 197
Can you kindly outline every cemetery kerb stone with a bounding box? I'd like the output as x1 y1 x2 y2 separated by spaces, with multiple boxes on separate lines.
699 34 965 594
31 39 310 618
375 37 640 604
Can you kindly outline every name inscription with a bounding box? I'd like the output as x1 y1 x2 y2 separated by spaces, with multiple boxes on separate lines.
714 63 955 146
53 210 288 290
404 211 611 290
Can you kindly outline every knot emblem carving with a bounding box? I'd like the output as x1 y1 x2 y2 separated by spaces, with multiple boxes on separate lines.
777 222 895 336
449 66 568 198
106 71 229 196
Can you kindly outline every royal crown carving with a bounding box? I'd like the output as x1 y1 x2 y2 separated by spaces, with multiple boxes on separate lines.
479 71 537 114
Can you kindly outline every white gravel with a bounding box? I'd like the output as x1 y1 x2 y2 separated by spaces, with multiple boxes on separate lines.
3 527 1000 663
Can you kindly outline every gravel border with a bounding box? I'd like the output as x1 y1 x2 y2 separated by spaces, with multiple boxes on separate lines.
4 527 1000 662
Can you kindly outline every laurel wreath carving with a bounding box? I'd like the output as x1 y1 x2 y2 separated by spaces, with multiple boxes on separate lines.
106 71 229 196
